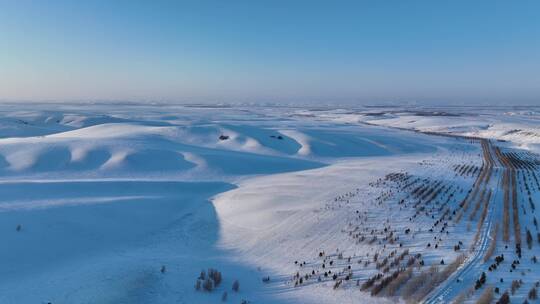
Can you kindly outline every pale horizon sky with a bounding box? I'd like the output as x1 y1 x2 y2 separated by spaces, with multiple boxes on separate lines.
1 0 539 105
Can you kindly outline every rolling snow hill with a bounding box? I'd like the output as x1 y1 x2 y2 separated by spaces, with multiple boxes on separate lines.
1 103 539 304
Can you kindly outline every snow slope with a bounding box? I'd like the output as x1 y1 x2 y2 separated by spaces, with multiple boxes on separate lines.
1 103 537 304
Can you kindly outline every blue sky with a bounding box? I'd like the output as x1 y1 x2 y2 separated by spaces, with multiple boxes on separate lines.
0 0 539 104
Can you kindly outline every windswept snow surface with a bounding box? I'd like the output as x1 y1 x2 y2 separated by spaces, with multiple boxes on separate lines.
2 103 539 303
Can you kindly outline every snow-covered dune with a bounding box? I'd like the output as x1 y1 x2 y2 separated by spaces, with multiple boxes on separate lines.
2 103 536 304
213 151 474 303
355 108 540 153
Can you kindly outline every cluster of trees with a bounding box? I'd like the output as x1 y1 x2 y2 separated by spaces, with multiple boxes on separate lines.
195 268 223 292
476 286 494 304
522 172 537 214
474 272 486 290
495 147 512 243
471 190 492 249
503 151 538 170
496 291 510 304
194 268 239 298
453 163 480 178
510 279 522 295
354 160 474 299
284 141 540 304
510 259 520 271
381 267 413 296
402 255 465 302
456 169 491 224
488 254 504 271
400 265 440 301
360 273 382 291
406 254 421 267
370 268 404 296
457 141 493 224
510 170 522 254
469 188 489 221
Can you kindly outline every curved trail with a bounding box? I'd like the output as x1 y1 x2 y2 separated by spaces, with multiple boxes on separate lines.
424 178 499 303
424 140 505 303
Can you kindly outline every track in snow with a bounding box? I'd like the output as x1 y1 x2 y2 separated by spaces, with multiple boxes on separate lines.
424 140 504 303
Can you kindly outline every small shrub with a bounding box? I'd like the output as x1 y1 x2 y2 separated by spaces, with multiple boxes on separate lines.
361 273 382 291
529 287 538 300
232 280 240 292
208 268 222 287
384 268 412 296
203 278 214 292
476 286 493 304
475 272 487 290
511 279 522 295
480 272 486 284
496 291 510 304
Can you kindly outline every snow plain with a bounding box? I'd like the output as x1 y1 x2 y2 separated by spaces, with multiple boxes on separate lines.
1 103 539 304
